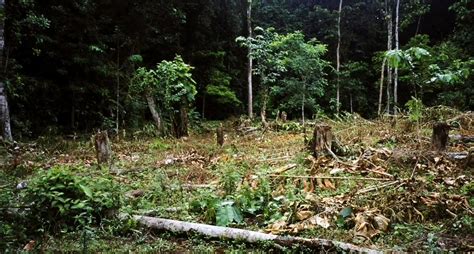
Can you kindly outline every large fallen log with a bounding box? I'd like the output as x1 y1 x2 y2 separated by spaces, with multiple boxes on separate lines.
133 215 382 253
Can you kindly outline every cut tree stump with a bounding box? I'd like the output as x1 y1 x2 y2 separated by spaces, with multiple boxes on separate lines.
94 130 112 165
133 215 382 254
311 124 333 158
281 111 287 123
431 122 450 152
216 124 224 147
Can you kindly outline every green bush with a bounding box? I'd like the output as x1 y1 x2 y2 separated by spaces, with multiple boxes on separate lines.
25 166 121 229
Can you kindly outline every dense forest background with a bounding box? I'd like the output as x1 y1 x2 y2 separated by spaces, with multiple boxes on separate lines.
2 0 473 137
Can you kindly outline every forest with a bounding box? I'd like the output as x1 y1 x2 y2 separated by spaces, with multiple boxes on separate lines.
0 0 473 252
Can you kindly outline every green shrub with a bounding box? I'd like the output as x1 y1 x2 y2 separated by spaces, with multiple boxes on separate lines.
25 166 121 230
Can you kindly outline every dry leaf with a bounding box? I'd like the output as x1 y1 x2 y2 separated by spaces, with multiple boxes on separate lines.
23 240 35 251
296 210 314 221
315 215 331 229
323 179 336 190
373 214 390 231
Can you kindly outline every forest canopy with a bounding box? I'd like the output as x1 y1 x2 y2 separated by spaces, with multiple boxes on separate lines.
1 0 473 137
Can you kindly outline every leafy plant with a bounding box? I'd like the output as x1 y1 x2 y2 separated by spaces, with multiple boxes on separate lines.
25 166 121 230
216 200 243 226
405 97 424 123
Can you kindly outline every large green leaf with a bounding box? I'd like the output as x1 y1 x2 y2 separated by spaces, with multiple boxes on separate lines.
79 184 93 198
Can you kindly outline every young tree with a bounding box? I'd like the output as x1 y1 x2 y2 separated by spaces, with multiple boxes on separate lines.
271 32 329 128
131 56 197 138
393 0 400 115
247 0 253 118
237 27 285 127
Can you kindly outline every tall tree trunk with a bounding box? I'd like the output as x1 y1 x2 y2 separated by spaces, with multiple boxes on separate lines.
336 0 343 114
0 82 12 141
247 0 253 118
115 41 120 135
385 0 393 114
0 0 12 141
378 58 387 116
393 0 400 115
145 91 162 135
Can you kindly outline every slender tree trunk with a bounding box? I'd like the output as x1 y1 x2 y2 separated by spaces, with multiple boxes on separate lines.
301 82 305 128
336 0 343 114
260 88 268 128
247 0 253 118
350 93 353 114
415 15 421 36
385 0 393 114
0 82 12 141
0 1 12 141
116 41 120 135
393 0 400 115
378 58 386 116
202 94 206 119
145 91 162 135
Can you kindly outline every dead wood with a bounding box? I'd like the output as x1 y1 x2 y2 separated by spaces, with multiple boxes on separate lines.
268 174 391 181
310 124 333 158
356 181 401 195
281 111 287 122
94 130 112 165
216 124 224 147
133 215 382 253
431 122 450 152
181 184 215 190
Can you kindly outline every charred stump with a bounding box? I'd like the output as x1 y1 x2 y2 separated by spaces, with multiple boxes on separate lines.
94 130 112 165
431 122 450 152
310 124 332 158
217 124 224 147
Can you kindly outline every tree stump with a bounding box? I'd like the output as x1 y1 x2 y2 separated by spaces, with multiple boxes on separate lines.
310 124 332 158
431 122 449 152
216 124 224 147
94 130 112 165
281 111 288 123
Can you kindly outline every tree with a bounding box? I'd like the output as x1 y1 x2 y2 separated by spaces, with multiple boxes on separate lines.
270 32 329 126
0 0 11 141
131 55 197 138
336 0 343 114
247 0 253 118
393 0 400 115
237 27 285 127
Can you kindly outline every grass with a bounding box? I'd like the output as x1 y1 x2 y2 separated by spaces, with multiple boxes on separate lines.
1 112 473 252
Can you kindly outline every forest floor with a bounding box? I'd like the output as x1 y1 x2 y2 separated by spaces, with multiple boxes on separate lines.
1 108 473 253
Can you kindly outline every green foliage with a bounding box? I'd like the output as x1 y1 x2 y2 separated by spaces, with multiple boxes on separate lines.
205 70 241 107
237 27 286 87
270 31 329 117
131 55 197 133
25 166 121 229
405 97 424 123
216 200 243 226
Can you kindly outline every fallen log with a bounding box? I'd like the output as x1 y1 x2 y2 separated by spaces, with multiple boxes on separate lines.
133 215 382 253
